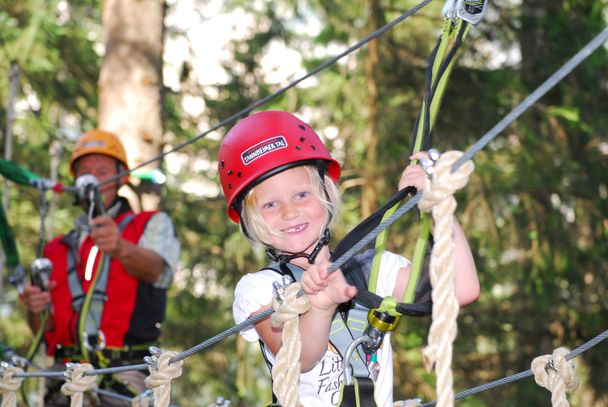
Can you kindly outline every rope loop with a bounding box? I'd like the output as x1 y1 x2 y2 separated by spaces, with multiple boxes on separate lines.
270 282 310 407
145 349 183 407
60 363 97 407
531 347 579 407
0 365 24 407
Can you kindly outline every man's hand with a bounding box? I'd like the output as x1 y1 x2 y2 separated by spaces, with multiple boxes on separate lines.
20 281 56 314
89 215 125 258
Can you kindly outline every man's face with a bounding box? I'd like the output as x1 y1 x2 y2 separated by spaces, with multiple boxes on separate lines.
74 154 125 208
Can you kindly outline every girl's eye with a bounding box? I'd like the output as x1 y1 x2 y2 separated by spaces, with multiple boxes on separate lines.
295 191 310 200
262 201 278 209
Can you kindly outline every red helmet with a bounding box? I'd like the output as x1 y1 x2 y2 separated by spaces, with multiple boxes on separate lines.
219 110 341 223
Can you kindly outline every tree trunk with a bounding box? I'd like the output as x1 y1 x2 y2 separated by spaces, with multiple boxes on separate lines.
361 0 381 218
99 0 165 211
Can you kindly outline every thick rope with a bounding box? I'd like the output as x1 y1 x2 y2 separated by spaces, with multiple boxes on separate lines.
270 282 311 407
531 347 579 407
144 350 183 407
131 389 154 407
0 365 24 407
418 151 474 407
60 363 97 407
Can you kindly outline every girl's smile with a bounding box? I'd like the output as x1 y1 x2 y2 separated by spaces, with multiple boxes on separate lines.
254 166 327 256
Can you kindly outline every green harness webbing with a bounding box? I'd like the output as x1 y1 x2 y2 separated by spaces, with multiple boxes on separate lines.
369 18 471 308
339 16 472 407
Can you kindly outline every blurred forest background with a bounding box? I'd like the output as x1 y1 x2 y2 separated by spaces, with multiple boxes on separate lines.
0 0 607 406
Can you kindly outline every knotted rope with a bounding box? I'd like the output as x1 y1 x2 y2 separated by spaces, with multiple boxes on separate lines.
270 282 311 407
60 363 97 407
131 389 154 407
0 365 24 407
145 350 183 407
418 150 474 407
531 347 579 407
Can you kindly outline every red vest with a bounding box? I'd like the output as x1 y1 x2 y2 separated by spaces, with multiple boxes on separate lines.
43 210 158 355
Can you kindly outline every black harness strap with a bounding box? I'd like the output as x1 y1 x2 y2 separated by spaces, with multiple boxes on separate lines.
339 377 377 407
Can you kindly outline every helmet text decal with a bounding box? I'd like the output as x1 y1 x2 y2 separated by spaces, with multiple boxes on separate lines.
82 141 107 148
241 136 288 165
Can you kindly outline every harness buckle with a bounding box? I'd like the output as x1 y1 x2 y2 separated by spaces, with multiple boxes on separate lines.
82 330 106 352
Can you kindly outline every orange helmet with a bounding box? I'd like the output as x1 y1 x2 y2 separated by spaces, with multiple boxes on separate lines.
70 129 128 176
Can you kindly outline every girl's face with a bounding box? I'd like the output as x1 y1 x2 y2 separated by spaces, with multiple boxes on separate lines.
253 166 326 255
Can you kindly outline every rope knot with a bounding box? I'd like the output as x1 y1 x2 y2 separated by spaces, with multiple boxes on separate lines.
0 364 24 407
271 282 311 329
60 363 97 407
418 150 474 213
270 282 310 407
531 347 579 407
145 349 183 407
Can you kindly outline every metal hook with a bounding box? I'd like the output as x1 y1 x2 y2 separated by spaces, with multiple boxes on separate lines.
342 335 374 386
272 275 293 303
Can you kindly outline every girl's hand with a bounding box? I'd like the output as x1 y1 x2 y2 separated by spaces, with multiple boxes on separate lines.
301 261 357 311
399 151 430 191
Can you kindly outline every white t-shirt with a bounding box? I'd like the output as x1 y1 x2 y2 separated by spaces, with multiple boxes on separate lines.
233 251 410 407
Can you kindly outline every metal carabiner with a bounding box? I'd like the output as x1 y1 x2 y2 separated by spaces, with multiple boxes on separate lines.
342 335 375 386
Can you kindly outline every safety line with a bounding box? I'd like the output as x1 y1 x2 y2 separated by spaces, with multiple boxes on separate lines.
97 0 432 188
418 329 608 407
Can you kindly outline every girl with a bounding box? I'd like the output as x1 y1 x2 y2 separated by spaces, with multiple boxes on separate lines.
219 110 479 406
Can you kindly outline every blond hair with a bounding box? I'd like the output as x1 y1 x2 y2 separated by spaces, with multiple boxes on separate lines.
240 165 340 248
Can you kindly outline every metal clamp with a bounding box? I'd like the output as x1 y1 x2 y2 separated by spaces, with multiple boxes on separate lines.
342 335 374 386
456 0 488 25
144 346 162 370
30 258 52 290
74 174 104 218
272 275 293 303
444 0 488 25
420 148 441 176
9 265 26 295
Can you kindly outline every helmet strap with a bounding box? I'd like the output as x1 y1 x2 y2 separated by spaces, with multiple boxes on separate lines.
265 228 331 265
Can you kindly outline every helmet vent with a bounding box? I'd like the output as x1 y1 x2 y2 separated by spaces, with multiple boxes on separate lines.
295 146 302 151
298 124 306 131
237 172 242 178
311 145 316 150
299 136 306 142
227 170 233 176
220 161 225 169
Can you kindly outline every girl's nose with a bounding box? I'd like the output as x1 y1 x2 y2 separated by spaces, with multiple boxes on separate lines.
281 202 298 219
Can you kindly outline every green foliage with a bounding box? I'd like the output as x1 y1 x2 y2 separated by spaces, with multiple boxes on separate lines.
1 0 607 406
